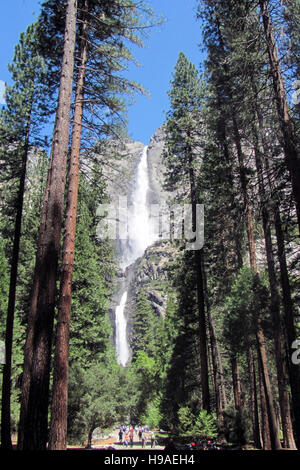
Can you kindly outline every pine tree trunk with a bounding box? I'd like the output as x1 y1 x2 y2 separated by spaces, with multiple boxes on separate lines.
19 0 78 450
231 356 242 411
247 348 261 449
207 300 225 422
1 107 32 449
194 249 210 412
87 428 93 448
262 213 295 449
188 149 210 412
17 148 53 449
48 1 88 450
273 205 300 448
203 260 226 417
256 319 282 450
259 0 300 234
259 361 272 450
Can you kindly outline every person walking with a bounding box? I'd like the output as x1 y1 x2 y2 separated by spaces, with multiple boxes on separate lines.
124 430 129 448
141 432 146 448
129 427 134 447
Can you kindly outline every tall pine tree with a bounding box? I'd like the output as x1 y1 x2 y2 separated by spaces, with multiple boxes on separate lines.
163 52 210 412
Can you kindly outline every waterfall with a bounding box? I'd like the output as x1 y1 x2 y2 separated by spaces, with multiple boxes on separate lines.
115 145 153 367
115 291 129 367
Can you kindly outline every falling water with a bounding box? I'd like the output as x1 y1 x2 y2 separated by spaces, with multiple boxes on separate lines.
115 145 153 367
115 291 129 367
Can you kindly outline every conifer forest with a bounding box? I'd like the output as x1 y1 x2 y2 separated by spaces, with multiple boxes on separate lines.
0 0 300 455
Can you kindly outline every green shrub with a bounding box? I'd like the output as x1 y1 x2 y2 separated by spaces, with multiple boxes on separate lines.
193 410 218 439
177 406 194 435
177 407 218 439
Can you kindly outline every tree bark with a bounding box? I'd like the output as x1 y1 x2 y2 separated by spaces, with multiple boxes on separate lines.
247 348 261 449
256 317 282 450
19 0 78 450
17 147 53 449
231 356 242 411
261 204 295 449
48 1 88 450
259 360 272 450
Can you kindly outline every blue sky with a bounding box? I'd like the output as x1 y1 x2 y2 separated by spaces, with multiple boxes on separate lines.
0 0 204 145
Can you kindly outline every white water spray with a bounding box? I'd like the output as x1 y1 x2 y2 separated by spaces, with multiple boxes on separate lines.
115 146 153 367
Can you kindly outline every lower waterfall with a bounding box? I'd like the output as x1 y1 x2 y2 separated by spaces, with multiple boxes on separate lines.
114 145 153 367
115 291 129 367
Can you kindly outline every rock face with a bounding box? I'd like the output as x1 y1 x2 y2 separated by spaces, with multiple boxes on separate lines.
103 137 145 205
125 240 179 348
127 239 177 311
147 126 169 206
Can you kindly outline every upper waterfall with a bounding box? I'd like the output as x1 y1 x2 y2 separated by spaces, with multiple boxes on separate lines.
119 145 155 270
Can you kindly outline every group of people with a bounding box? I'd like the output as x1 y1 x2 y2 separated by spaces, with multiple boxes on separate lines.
118 425 156 448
